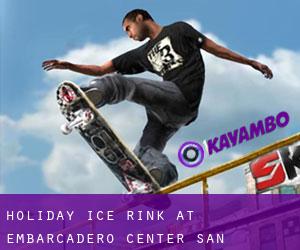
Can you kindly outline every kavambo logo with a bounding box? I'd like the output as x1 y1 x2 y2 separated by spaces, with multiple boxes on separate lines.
178 141 205 168
178 111 290 168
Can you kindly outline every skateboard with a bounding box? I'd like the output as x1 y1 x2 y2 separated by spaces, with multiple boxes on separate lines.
56 81 160 193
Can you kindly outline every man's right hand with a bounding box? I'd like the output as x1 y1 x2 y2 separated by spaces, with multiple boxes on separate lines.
42 59 115 76
42 59 70 71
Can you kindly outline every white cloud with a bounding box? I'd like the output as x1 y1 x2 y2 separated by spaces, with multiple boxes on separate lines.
2 20 300 194
0 115 36 168
207 178 231 193
43 143 123 193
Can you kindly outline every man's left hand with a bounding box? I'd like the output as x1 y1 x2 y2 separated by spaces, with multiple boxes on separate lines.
250 60 273 79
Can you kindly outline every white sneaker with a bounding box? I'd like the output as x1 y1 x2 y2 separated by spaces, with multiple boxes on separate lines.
129 180 153 194
126 177 153 194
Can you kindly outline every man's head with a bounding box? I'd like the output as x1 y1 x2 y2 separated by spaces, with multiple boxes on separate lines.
122 9 154 41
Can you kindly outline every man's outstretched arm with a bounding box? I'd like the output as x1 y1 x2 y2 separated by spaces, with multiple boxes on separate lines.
201 38 273 79
42 59 115 76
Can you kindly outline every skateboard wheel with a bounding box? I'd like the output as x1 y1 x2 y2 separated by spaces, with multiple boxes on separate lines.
60 86 76 103
60 123 72 135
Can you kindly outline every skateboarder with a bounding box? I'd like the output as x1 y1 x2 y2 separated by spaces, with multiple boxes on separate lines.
42 9 273 190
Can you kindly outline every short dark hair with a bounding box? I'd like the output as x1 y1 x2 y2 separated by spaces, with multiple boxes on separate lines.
122 9 154 24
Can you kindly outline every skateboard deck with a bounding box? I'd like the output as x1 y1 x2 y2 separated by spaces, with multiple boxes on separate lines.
56 81 160 193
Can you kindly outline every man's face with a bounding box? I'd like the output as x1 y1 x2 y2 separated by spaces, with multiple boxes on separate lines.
123 16 148 41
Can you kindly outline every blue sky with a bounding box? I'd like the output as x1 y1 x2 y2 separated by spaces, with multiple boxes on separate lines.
2 0 300 117
1 0 299 194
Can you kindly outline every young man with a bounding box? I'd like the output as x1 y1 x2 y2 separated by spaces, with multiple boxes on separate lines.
42 9 273 190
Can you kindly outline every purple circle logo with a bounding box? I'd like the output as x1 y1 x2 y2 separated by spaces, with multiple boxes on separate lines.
178 141 205 168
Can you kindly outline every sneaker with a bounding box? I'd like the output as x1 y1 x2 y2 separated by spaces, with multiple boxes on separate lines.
119 177 152 206
126 177 153 194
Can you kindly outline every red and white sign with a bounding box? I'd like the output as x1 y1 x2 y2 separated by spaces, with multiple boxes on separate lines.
250 143 300 191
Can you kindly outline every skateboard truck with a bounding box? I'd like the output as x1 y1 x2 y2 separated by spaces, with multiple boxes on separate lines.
61 109 94 135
